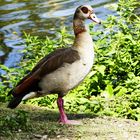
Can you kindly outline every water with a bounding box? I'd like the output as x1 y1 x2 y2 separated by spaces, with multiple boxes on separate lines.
0 0 117 70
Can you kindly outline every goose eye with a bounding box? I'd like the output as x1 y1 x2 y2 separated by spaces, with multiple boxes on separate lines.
81 7 88 14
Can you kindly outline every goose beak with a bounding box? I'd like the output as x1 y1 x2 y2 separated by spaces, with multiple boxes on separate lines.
89 13 101 24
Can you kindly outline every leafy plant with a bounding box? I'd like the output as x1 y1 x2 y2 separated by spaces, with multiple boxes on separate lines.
0 110 31 135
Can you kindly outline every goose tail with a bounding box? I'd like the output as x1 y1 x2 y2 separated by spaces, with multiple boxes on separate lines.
7 96 23 109
7 91 37 109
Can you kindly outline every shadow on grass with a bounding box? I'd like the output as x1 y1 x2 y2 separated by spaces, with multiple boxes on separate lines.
0 102 97 123
31 111 97 123
0 102 98 139
19 104 97 122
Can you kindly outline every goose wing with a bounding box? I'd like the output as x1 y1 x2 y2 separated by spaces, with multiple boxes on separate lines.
9 48 80 97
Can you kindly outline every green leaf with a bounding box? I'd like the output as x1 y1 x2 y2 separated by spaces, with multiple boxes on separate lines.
101 85 114 98
116 87 127 97
95 65 106 76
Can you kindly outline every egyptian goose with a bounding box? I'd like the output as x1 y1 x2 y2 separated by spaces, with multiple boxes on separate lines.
7 5 101 124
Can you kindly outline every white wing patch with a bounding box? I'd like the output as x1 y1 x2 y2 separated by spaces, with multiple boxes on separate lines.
22 92 37 100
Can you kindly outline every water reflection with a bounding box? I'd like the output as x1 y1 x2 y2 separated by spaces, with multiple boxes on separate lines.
0 0 117 70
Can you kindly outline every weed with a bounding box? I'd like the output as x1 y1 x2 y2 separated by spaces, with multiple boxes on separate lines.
0 110 31 135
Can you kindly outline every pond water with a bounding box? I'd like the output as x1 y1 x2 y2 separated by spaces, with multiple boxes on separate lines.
0 0 117 70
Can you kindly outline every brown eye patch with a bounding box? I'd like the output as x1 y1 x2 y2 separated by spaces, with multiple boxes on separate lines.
81 7 88 14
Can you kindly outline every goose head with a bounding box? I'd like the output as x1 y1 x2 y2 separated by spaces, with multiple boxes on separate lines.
74 5 101 24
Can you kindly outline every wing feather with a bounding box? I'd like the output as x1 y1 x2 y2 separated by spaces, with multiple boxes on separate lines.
10 48 80 97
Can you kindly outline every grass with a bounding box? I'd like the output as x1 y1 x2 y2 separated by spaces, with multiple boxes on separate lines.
0 102 140 140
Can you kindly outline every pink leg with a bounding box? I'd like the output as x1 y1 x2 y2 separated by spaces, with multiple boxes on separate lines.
57 97 81 125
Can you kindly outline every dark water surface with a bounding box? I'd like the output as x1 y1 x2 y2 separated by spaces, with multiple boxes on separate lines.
0 0 117 70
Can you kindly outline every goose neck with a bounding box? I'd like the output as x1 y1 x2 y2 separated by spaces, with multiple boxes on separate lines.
73 19 87 36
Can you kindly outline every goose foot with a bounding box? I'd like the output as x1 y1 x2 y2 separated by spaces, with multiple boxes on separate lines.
59 119 81 125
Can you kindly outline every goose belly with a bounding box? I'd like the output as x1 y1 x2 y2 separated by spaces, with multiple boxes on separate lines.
39 57 93 95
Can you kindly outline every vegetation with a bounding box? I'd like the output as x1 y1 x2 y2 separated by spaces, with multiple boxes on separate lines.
0 0 140 138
